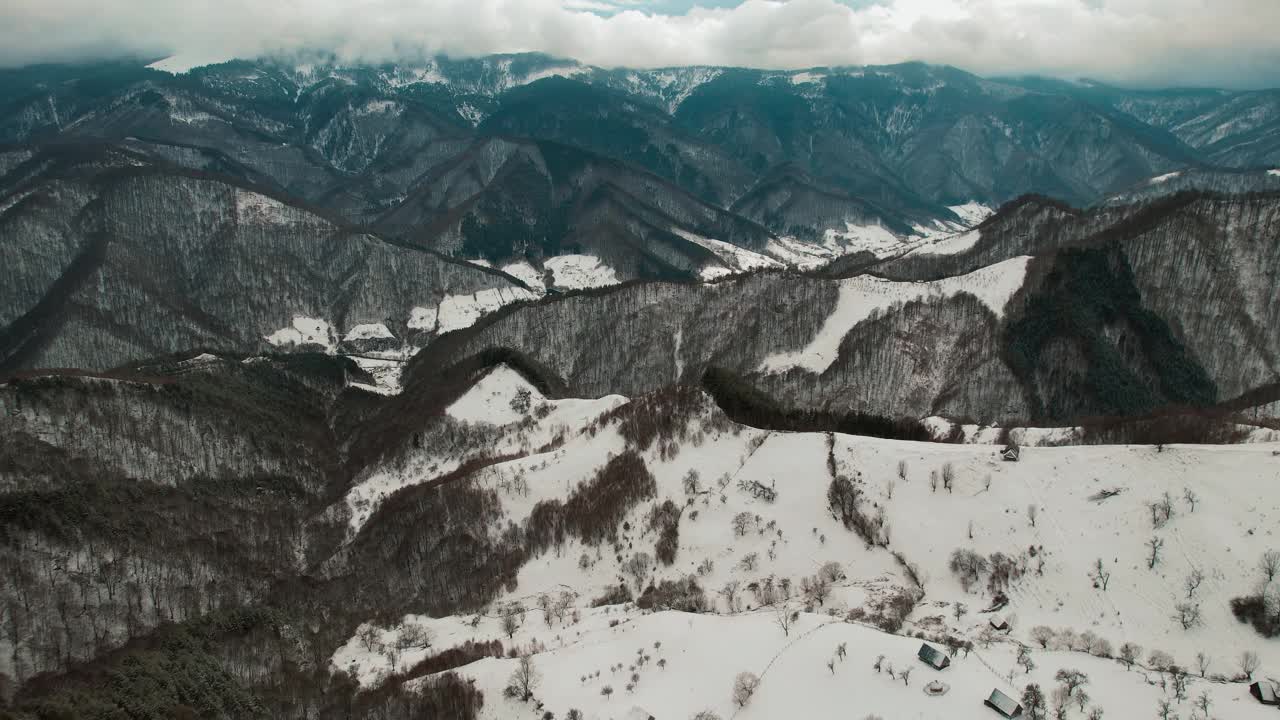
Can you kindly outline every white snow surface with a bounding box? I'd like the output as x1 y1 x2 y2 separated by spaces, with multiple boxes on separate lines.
342 323 394 342
789 71 827 85
1150 171 1183 184
1269 169 1280 177
672 228 783 279
761 256 1033 374
544 255 621 290
446 611 1272 720
263 316 335 351
947 202 996 227
822 222 909 258
146 53 233 73
408 286 539 334
234 189 319 227
349 356 405 396
340 364 625 535
499 261 547 291
913 229 981 256
330 375 1280 720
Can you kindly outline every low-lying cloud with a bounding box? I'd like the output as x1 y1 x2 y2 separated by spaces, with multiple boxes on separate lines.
4 0 1280 88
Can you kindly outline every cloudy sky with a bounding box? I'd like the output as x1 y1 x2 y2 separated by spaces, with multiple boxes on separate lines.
5 0 1280 88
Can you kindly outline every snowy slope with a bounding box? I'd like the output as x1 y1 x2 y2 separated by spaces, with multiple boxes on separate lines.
455 611 1272 720
672 229 785 279
760 256 1032 373
332 373 1280 719
340 365 626 535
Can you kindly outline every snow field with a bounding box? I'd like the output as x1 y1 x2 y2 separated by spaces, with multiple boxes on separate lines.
263 315 336 351
340 365 626 535
331 367 1280 719
760 256 1033 373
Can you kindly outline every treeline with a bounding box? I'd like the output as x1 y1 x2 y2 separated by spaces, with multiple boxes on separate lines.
702 367 932 441
1003 243 1217 422
524 451 657 555
4 608 485 720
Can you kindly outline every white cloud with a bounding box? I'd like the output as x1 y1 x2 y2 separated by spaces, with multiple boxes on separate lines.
3 0 1279 88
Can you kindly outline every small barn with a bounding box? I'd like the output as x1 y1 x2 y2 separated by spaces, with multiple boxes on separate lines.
1001 445 1020 462
1251 680 1278 705
989 614 1009 631
918 643 951 670
985 688 1024 718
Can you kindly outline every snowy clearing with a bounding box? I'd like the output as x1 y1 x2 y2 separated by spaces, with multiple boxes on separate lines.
760 256 1032 374
349 356 405 396
545 255 621 290
263 316 336 351
672 229 783 279
343 323 394 342
339 365 625 535
947 202 996 227
407 286 539 334
912 229 981 256
331 371 1280 719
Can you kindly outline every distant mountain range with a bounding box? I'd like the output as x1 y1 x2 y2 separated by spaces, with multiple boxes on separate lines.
2 53 1279 410
3 54 1278 270
4 52 1280 720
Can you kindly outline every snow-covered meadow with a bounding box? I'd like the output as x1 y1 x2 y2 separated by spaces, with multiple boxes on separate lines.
330 365 1280 719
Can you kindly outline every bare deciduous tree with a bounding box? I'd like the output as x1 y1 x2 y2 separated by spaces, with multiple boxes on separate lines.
1184 569 1204 599
624 552 652 591
1146 536 1164 569
720 580 740 612
1240 650 1260 680
1031 625 1055 648
773 603 797 637
356 624 381 653
1195 651 1210 678
1027 504 1038 528
508 653 541 702
1173 602 1201 630
1055 668 1089 697
501 602 524 639
1091 558 1111 591
1119 642 1142 669
1194 691 1211 718
1182 487 1198 512
397 623 432 650
732 672 760 708
1261 550 1280 583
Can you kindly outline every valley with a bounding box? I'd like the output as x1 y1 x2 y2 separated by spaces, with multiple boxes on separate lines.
0 48 1278 720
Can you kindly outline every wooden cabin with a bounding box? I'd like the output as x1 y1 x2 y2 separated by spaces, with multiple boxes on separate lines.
918 643 951 670
985 688 1024 718
1251 680 1279 705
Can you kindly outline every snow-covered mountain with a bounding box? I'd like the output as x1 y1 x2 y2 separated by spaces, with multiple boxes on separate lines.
4 358 1277 718
2 51 1280 720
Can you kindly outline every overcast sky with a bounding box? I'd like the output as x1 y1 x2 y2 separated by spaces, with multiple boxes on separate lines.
5 0 1280 88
